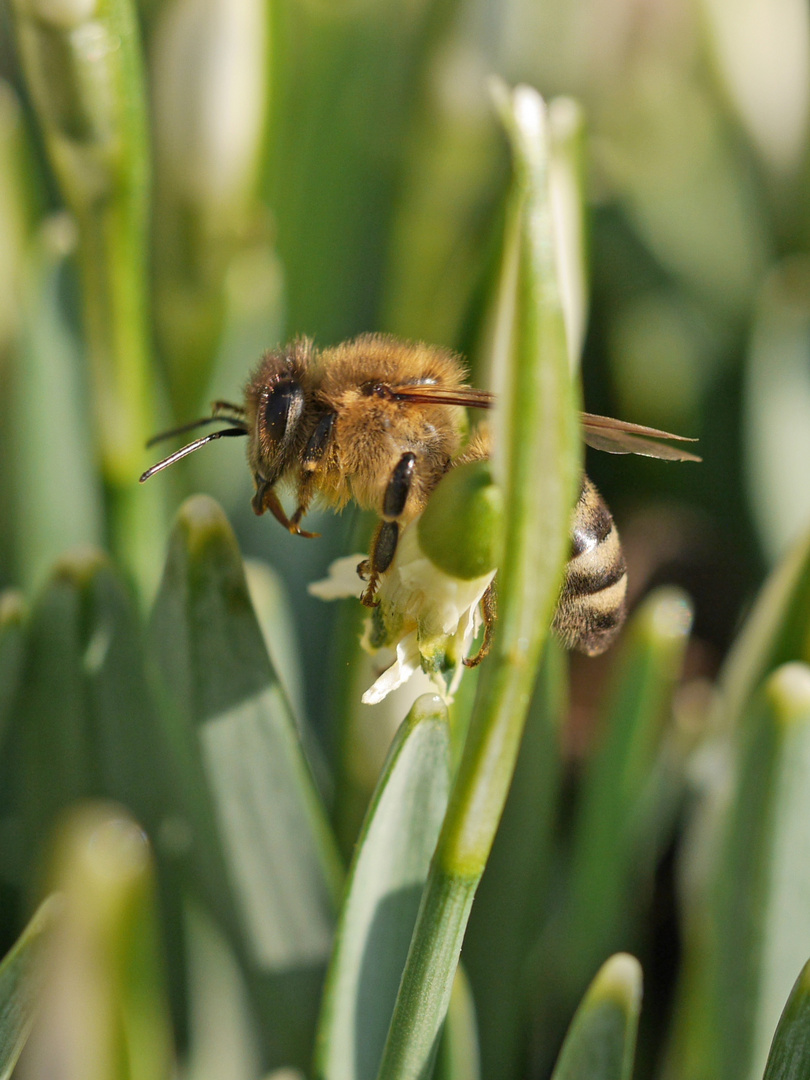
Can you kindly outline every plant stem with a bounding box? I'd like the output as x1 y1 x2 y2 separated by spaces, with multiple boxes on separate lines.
377 83 581 1080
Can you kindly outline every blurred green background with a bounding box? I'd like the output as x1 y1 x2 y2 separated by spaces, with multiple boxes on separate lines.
2 0 810 1077
6 0 810 668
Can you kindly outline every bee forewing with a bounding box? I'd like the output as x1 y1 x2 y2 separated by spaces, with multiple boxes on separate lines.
582 413 701 461
391 384 496 409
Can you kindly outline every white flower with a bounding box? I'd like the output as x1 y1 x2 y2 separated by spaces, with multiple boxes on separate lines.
307 554 366 601
308 525 495 704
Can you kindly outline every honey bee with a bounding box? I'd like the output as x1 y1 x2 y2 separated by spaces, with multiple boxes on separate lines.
141 333 699 658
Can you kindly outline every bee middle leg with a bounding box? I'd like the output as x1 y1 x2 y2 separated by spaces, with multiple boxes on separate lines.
360 451 416 606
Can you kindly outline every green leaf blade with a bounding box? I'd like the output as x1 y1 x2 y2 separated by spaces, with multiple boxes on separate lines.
0 896 57 1080
463 641 566 1080
0 591 25 755
564 587 693 988
148 494 342 1069
315 693 450 1080
434 965 481 1080
12 547 169 864
763 957 810 1080
550 953 642 1080
23 807 174 1080
718 526 810 734
682 662 810 1080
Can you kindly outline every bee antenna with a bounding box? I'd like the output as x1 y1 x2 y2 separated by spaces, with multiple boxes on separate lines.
139 427 248 482
146 413 247 448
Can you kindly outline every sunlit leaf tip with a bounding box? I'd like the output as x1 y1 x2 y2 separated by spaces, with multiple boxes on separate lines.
589 953 643 1012
50 546 111 588
174 493 245 564
551 954 642 1080
765 661 810 726
0 590 25 627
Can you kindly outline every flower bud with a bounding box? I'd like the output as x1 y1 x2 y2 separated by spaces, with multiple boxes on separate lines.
417 459 504 580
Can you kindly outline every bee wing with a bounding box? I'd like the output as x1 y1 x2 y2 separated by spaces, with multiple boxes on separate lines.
581 413 701 462
388 392 701 461
389 384 496 409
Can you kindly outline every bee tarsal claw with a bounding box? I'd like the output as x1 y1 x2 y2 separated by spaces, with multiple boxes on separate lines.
361 577 381 607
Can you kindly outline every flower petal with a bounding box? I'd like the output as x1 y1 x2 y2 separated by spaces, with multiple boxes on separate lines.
308 554 367 600
361 631 422 705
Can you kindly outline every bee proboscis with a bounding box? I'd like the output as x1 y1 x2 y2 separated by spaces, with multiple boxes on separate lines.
141 334 699 659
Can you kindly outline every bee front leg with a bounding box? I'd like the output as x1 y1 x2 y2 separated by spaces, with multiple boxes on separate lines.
287 410 337 537
360 451 416 607
253 483 319 538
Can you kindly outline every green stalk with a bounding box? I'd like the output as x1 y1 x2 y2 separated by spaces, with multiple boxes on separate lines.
11 0 159 585
150 0 272 412
376 82 580 1080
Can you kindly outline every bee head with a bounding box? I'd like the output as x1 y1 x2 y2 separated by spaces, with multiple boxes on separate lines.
245 340 313 515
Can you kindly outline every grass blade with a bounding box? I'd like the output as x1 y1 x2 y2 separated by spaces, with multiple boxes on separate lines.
23 807 173 1080
744 260 810 560
9 222 103 593
148 494 342 1069
550 954 642 1080
315 693 450 1080
0 897 56 1080
10 0 163 589
434 965 481 1080
762 958 810 1080
673 663 810 1080
462 641 566 1080
12 548 171 861
563 588 693 988
717 525 810 734
0 591 25 754
715 664 810 1080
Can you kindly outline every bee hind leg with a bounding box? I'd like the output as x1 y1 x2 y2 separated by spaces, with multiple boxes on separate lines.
464 580 497 667
359 452 417 606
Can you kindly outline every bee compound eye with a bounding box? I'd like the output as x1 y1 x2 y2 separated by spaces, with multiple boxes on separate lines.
264 379 305 445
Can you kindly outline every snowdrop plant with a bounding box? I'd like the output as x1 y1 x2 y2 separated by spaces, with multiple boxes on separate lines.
2 0 810 1079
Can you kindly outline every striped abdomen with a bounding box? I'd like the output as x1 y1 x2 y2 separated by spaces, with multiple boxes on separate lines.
553 476 627 656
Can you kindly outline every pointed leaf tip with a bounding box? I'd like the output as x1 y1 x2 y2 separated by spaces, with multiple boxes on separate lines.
408 693 449 725
51 545 110 586
551 954 642 1080
177 493 231 532
765 662 810 722
589 953 643 1011
175 494 242 557
0 591 25 626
